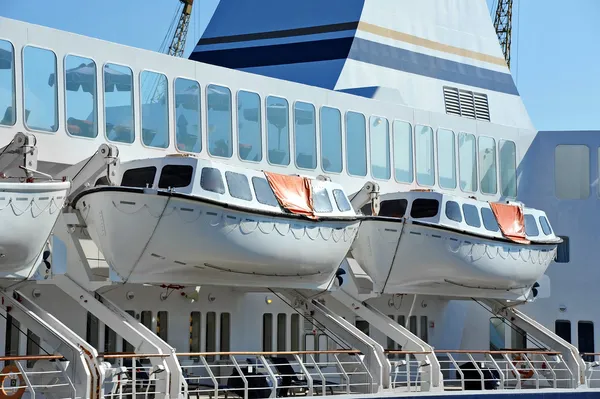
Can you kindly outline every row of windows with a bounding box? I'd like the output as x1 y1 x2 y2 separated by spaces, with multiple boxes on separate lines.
555 320 594 362
0 40 517 197
555 145 600 200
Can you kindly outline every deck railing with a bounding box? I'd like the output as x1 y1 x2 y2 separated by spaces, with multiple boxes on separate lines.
581 353 600 388
386 350 573 391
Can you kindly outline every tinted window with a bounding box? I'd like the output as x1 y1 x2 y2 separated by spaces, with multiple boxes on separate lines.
140 70 169 148
252 177 279 207
524 214 539 237
332 189 351 212
370 116 390 180
499 140 517 198
294 101 316 169
175 78 201 153
65 55 97 137
556 236 569 263
237 90 261 161
459 133 477 192
555 320 571 343
158 165 193 188
410 199 439 218
0 40 15 126
207 85 233 158
312 186 333 213
121 167 156 188
380 199 408 218
225 172 252 201
267 96 290 165
479 136 497 194
462 204 481 227
200 167 225 194
104 63 134 144
415 125 434 186
579 321 595 362
320 107 342 173
346 111 367 176
24 46 58 132
438 129 456 189
481 208 500 232
539 216 552 235
393 120 413 183
445 201 462 222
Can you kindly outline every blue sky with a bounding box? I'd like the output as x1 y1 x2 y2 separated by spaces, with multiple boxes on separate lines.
1 0 598 131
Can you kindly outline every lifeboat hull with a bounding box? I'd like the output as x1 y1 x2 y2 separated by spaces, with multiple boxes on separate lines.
76 188 359 289
351 219 557 300
0 181 70 279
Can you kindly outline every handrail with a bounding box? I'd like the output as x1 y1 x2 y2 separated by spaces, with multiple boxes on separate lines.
0 355 66 361
177 350 362 356
99 353 171 359
386 350 562 355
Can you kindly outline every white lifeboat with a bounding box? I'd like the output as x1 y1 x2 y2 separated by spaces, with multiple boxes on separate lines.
350 191 561 300
73 156 360 289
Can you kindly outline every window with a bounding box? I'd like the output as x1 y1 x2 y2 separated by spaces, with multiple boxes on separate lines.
65 55 97 137
393 120 413 183
263 313 273 351
237 90 261 161
458 133 477 192
370 116 390 180
489 317 505 350
420 316 428 343
23 46 58 132
438 129 456 189
511 325 527 350
539 216 552 235
479 136 497 195
312 185 333 213
158 165 193 188
0 40 15 126
524 214 539 237
333 189 351 212
156 311 168 341
556 236 570 263
462 204 481 227
277 313 287 351
481 208 500 232
291 314 300 351
190 312 201 354
410 199 439 218
86 312 99 347
252 177 279 207
499 140 517 197
379 199 408 218
140 71 169 148
206 312 216 361
555 145 589 199
346 112 367 176
207 84 233 158
104 63 134 143
123 310 135 354
415 125 434 186
555 320 571 343
387 315 396 354
4 315 19 361
26 330 40 367
226 172 252 201
104 326 117 362
578 321 594 362
141 311 153 330
200 167 225 194
267 96 289 165
220 313 231 352
445 201 462 222
409 316 417 336
294 102 316 169
355 319 369 335
121 166 156 188
320 107 342 173
175 78 201 153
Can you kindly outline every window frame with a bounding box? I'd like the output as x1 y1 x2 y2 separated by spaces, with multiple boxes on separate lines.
63 53 99 139
139 69 170 149
235 89 262 163
436 127 457 190
414 124 435 187
293 100 317 171
499 139 518 198
173 76 202 154
0 39 16 127
458 132 478 193
478 135 498 195
320 106 343 174
103 61 135 144
265 94 291 167
22 45 59 133
345 110 368 177
206 83 233 159
392 119 414 184
369 115 391 181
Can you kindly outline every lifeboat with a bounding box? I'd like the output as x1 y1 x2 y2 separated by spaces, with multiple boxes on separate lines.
73 156 360 289
350 190 561 300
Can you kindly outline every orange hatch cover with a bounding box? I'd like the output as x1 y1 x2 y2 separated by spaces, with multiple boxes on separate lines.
489 202 530 244
264 171 316 219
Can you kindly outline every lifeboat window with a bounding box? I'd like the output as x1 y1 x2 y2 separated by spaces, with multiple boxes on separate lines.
393 120 413 183
267 96 290 165
65 55 98 138
524 214 539 237
200 167 225 194
312 186 333 213
158 165 193 188
370 116 391 180
321 107 343 173
346 111 367 177
410 199 439 218
445 201 462 222
333 189 352 212
104 63 134 144
207 84 233 158
24 46 58 132
121 166 157 188
539 216 553 235
0 40 15 126
380 199 408 218
225 171 252 201
481 207 500 232
175 78 201 153
252 177 279 207
462 204 481 227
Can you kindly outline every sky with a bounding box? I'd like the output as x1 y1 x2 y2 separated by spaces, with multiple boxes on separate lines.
1 0 599 132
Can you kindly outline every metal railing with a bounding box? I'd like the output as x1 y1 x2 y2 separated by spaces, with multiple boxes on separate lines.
582 353 600 388
100 350 372 399
0 354 78 397
386 350 573 392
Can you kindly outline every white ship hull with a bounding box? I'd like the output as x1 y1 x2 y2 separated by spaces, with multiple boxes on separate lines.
351 219 557 299
0 181 70 279
76 187 359 289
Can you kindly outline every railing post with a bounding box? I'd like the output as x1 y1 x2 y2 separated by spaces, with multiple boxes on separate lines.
14 361 35 398
333 354 350 393
294 354 313 396
230 356 248 399
309 354 327 396
258 355 278 398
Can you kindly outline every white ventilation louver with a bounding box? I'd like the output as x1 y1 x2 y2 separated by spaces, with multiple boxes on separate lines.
443 86 490 122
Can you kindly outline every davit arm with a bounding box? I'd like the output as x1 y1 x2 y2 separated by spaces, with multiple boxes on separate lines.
349 181 380 215
0 132 38 178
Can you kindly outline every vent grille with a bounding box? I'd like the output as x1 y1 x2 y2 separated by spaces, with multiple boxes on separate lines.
443 86 490 122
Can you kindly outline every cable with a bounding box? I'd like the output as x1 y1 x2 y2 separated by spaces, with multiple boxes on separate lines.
515 0 521 86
